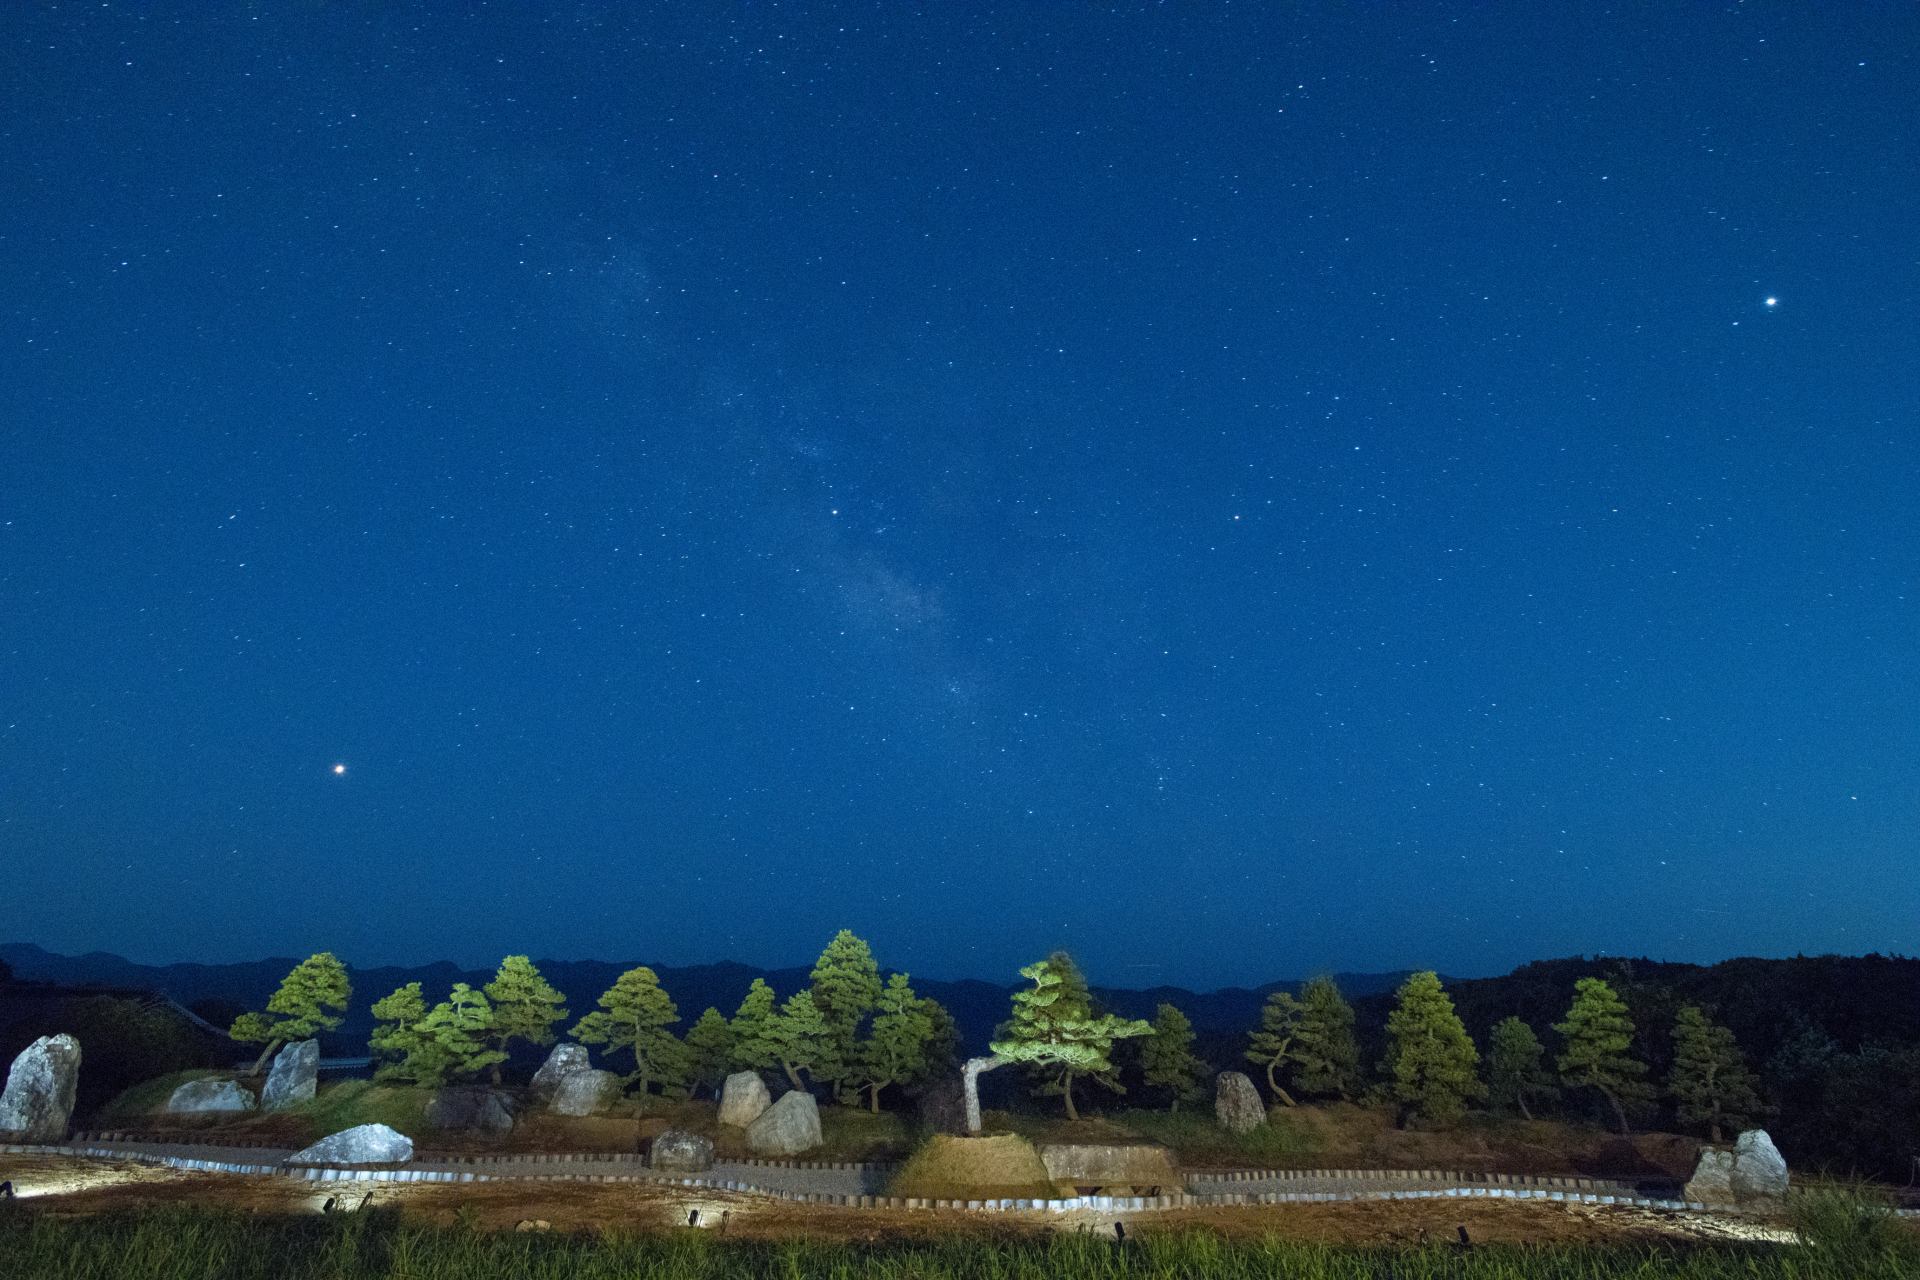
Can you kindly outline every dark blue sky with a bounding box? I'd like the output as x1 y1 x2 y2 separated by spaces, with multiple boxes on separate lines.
3 3 1915 989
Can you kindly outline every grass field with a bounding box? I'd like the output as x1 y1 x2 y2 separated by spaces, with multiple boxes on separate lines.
1 1204 1914 1280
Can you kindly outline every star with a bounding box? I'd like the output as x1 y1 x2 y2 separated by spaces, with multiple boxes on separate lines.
331 763 347 776
1765 296 1778 307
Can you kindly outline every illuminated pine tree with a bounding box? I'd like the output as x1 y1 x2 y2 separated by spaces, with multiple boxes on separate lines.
728 978 782 1074
1384 971 1483 1128
1292 976 1362 1099
684 1008 735 1098
1245 991 1305 1106
481 955 568 1083
990 952 1150 1120
231 952 353 1075
767 989 839 1092
571 966 686 1104
809 930 882 1101
413 983 506 1085
368 982 432 1084
1139 1003 1209 1112
1487 1016 1558 1120
1554 977 1653 1133
854 973 936 1112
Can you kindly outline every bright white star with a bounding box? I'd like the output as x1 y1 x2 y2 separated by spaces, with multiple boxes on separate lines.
1765 296 1778 308
331 763 347 776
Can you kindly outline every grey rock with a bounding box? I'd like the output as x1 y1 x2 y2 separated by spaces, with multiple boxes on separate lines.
650 1127 716 1172
530 1043 592 1103
424 1087 516 1134
746 1089 822 1156
1684 1148 1736 1206
914 1076 969 1136
717 1070 771 1127
1729 1129 1789 1204
548 1068 621 1117
166 1078 256 1115
1214 1071 1266 1134
1036 1142 1180 1195
288 1123 414 1166
0 1034 81 1142
261 1039 319 1111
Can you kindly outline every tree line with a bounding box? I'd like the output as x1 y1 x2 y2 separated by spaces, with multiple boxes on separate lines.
223 941 1763 1144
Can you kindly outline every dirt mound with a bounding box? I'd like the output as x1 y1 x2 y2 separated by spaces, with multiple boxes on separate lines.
888 1134 1059 1200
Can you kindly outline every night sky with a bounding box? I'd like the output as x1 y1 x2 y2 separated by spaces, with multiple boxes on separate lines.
3 4 1915 989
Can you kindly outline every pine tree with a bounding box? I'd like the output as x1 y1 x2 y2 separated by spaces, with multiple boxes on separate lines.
767 990 838 1091
1554 976 1653 1133
571 966 686 1104
1245 991 1305 1106
1293 976 1362 1099
855 973 936 1112
481 956 568 1084
1486 1016 1558 1120
1669 1005 1764 1143
728 978 782 1074
989 952 1151 1120
918 997 961 1078
368 982 432 1084
684 1008 735 1098
809 930 883 1102
232 952 353 1075
1384 972 1483 1128
412 983 506 1086
1139 1003 1209 1112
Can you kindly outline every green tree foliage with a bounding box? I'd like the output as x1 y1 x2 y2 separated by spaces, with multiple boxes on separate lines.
481 956 568 1083
1293 976 1362 1099
1245 991 1304 1106
1555 976 1653 1133
989 952 1151 1120
918 996 961 1078
728 978 783 1074
1384 972 1483 1128
1669 1005 1764 1143
767 990 839 1092
809 930 883 1099
231 952 352 1075
410 983 507 1086
684 1008 736 1097
1139 1003 1209 1112
571 966 687 1103
854 973 937 1112
1486 1016 1559 1120
368 983 432 1083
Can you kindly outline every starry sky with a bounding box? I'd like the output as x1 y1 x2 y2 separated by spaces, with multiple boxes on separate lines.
2 3 1916 990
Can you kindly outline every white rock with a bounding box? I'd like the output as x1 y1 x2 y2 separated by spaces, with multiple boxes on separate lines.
261 1039 318 1111
746 1090 821 1156
1729 1129 1789 1204
0 1034 81 1141
717 1071 771 1127
166 1078 256 1115
288 1123 414 1166
1214 1071 1266 1134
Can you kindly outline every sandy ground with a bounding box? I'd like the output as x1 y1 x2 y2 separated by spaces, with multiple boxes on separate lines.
0 1152 1815 1247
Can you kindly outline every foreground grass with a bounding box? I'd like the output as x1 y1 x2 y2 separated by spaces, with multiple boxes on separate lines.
3 1207 1916 1280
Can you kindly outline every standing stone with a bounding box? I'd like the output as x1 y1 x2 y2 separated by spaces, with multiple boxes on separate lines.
914 1076 969 1136
1683 1148 1736 1205
261 1039 319 1111
287 1123 413 1166
548 1068 621 1117
530 1043 592 1103
1214 1071 1266 1134
1729 1129 1789 1204
650 1127 716 1172
717 1070 772 1128
746 1089 822 1156
424 1086 516 1134
166 1079 257 1115
0 1034 81 1141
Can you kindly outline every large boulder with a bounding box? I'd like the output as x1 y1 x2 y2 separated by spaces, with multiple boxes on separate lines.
650 1127 715 1172
746 1089 822 1156
1729 1129 1790 1204
913 1076 969 1136
166 1078 256 1115
548 1069 622 1117
0 1034 81 1141
424 1086 516 1135
1214 1071 1266 1134
260 1039 319 1111
717 1071 771 1128
288 1123 413 1166
1684 1130 1789 1208
530 1043 591 1103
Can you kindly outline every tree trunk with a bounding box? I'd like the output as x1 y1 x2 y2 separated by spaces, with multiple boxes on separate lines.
1601 1087 1630 1135
1263 1060 1297 1107
490 1063 503 1086
1517 1095 1534 1122
1062 1073 1079 1121
249 1037 284 1077
962 1055 1008 1134
869 1083 882 1114
781 1059 806 1092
